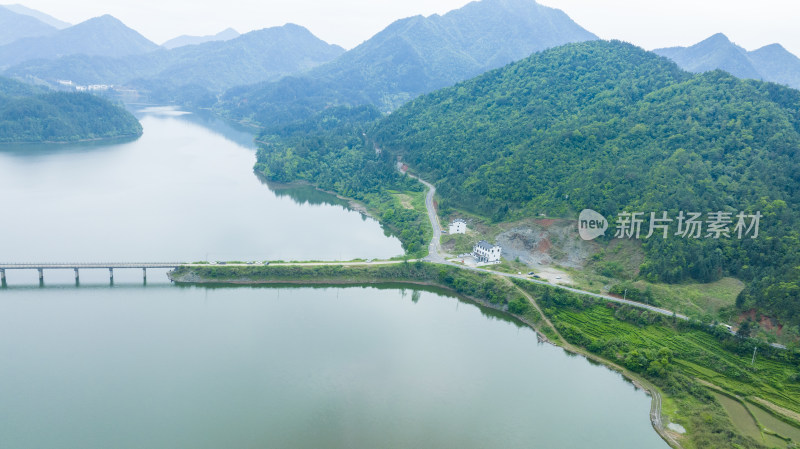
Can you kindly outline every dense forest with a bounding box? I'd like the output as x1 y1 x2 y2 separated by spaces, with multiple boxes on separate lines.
255 106 428 255
257 41 800 326
0 77 141 142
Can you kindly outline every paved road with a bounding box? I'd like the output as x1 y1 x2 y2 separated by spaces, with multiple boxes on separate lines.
404 172 691 321
404 171 446 263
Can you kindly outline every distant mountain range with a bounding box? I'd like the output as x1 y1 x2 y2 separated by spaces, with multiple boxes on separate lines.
162 28 240 49
219 0 598 127
4 23 344 100
0 15 158 68
0 5 57 45
655 33 800 89
4 0 800 120
2 3 70 29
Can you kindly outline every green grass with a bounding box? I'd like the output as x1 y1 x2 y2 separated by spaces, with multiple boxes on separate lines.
748 401 800 444
440 233 474 254
550 305 800 412
483 258 532 275
645 278 745 321
710 390 763 442
358 188 431 258
569 263 745 320
172 262 519 308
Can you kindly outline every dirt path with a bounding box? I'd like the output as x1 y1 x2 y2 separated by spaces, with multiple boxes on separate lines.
505 277 683 449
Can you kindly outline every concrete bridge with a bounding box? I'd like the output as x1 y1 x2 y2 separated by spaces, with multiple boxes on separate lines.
0 262 185 285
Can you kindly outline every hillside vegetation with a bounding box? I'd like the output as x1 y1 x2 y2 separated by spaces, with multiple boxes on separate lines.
0 77 142 143
257 40 800 327
255 105 429 255
372 40 800 326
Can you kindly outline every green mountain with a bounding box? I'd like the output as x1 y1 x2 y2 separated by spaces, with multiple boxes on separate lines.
0 15 158 69
219 0 597 127
655 33 800 89
258 40 800 325
161 27 240 49
0 76 142 142
0 5 56 45
4 24 344 98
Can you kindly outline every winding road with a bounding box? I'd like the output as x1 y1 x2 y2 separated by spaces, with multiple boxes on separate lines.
404 170 690 321
404 172 682 448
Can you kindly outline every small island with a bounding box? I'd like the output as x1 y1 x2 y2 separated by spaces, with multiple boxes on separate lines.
0 76 142 143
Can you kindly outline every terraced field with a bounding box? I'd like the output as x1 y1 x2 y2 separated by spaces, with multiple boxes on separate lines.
551 305 800 414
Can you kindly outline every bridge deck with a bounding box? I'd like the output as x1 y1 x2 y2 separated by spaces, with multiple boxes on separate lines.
0 263 185 269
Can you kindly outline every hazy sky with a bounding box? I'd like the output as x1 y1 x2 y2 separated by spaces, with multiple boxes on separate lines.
11 0 800 55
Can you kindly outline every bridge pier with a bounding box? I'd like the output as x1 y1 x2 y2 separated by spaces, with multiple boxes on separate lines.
0 263 183 286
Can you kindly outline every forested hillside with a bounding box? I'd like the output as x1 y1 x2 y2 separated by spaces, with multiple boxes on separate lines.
0 77 142 142
255 106 428 254
258 40 800 325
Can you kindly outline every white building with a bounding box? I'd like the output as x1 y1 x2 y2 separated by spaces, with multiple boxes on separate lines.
449 218 467 234
473 240 502 263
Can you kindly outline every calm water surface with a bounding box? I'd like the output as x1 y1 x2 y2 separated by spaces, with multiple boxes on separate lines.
0 108 668 448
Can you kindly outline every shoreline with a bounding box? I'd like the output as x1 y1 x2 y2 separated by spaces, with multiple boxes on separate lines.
256 177 375 219
169 265 682 448
0 132 143 145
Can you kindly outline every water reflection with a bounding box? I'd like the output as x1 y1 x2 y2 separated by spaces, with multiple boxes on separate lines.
0 107 402 262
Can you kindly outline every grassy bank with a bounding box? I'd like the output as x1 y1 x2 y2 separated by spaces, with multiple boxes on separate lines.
171 262 520 310
512 278 800 448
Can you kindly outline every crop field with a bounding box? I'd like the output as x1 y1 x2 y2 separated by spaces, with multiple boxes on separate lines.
550 304 800 414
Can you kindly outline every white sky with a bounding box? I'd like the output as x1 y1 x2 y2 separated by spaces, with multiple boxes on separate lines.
11 0 800 55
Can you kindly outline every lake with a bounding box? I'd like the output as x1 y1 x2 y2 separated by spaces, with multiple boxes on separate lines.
0 108 668 448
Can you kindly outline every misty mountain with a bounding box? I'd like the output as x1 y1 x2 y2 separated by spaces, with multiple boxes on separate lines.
162 28 240 49
746 43 800 90
0 5 57 45
0 15 159 68
4 24 344 100
152 24 343 90
2 3 71 29
0 74 47 97
655 33 800 89
218 0 597 127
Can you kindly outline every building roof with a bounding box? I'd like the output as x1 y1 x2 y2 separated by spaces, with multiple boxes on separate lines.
452 218 466 224
475 240 494 251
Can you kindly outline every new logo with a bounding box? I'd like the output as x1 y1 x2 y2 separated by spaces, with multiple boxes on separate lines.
578 209 608 241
